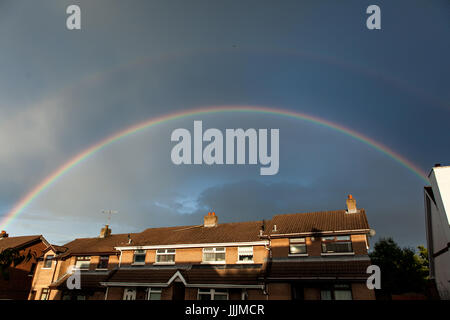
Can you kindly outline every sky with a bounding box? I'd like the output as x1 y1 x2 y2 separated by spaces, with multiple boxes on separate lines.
0 0 449 248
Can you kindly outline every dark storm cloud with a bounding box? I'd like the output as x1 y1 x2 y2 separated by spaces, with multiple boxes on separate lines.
1 0 449 248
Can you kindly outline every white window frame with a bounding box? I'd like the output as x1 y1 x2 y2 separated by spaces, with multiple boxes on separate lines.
155 249 176 265
75 256 91 270
146 287 162 300
288 238 308 256
202 247 226 264
321 235 354 255
197 288 229 300
237 246 254 263
132 249 146 265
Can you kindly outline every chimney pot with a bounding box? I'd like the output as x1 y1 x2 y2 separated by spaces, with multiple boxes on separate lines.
204 212 218 227
346 195 358 213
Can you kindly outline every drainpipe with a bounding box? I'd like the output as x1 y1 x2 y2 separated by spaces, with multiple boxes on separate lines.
261 234 272 300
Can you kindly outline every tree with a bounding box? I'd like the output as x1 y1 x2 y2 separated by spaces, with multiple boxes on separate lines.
0 248 34 280
369 237 429 298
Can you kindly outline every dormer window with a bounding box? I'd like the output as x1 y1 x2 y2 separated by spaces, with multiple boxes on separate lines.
133 250 146 264
321 235 353 253
289 238 307 255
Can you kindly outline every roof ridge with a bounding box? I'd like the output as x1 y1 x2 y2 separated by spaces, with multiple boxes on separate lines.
272 209 366 217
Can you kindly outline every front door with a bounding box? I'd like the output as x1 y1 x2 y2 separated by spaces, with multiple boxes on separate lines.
172 282 185 300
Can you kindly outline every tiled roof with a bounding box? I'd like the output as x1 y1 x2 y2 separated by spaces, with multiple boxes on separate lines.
58 209 370 257
59 233 138 257
263 210 370 236
266 259 371 279
185 266 263 285
49 271 111 289
51 245 69 253
128 220 263 247
105 268 182 284
104 265 263 285
0 235 43 252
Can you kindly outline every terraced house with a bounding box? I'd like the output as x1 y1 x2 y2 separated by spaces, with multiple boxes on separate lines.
29 195 375 300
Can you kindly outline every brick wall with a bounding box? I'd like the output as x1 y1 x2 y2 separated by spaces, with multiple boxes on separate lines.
351 282 376 300
267 283 291 300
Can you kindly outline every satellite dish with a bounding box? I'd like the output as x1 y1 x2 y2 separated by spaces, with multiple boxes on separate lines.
368 229 376 237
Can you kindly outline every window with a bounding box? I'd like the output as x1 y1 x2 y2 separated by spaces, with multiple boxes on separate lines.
289 238 307 255
40 288 50 300
123 288 136 300
156 249 175 264
202 247 225 263
97 255 109 269
320 284 352 300
75 256 91 270
321 235 353 253
238 246 253 262
133 250 146 264
43 255 54 268
147 288 162 300
198 288 228 300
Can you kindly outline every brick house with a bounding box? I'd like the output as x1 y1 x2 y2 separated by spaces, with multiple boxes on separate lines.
0 232 50 299
29 195 375 300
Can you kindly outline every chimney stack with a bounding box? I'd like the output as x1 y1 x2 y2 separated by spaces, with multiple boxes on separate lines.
99 225 111 238
204 212 218 228
0 230 8 238
346 195 358 213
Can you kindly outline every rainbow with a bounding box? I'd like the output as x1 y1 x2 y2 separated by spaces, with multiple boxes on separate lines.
0 105 429 229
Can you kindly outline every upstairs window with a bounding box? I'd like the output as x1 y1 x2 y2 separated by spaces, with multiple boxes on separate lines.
238 246 253 262
97 255 109 269
156 249 175 264
321 235 353 253
75 256 91 270
289 238 307 255
43 255 54 269
202 247 225 263
133 250 146 264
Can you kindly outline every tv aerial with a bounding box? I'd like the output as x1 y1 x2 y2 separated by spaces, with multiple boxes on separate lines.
102 209 118 225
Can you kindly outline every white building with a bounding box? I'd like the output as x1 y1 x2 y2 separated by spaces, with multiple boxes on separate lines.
424 165 450 299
